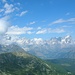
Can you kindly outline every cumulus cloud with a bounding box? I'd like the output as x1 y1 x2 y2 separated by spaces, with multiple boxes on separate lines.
4 3 18 15
0 16 10 35
49 18 75 25
0 1 19 17
6 25 33 35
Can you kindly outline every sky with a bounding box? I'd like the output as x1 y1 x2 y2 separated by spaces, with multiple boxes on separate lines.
0 0 75 39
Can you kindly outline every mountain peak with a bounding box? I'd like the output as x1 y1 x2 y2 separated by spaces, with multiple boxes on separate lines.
64 35 71 39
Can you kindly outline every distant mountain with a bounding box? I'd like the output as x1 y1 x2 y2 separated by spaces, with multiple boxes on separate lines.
0 44 25 53
0 35 75 59
22 35 75 59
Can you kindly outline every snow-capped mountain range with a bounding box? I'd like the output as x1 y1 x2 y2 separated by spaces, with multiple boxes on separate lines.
0 35 75 59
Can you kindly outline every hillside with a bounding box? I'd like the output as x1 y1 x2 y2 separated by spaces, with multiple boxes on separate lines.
0 44 25 53
0 50 69 75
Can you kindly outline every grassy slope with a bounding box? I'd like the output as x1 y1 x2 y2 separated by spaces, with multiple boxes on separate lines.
0 52 69 75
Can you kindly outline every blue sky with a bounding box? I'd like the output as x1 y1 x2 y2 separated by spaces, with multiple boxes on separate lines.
0 0 75 39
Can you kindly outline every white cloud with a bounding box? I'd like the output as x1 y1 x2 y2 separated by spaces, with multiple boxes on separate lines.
49 19 65 25
6 25 33 35
0 16 10 35
49 18 75 25
36 29 47 34
36 28 65 34
29 21 36 25
17 11 28 17
27 31 34 34
48 28 65 33
27 21 36 26
4 3 17 14
0 2 19 16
